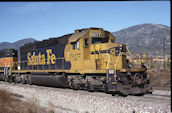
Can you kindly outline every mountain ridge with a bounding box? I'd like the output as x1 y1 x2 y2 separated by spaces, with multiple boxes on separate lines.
112 23 170 56
0 23 170 56
0 38 36 51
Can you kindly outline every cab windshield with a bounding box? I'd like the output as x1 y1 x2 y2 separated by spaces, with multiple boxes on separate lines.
92 38 109 44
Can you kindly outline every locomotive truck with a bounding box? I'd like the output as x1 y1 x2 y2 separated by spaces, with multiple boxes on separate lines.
0 27 151 96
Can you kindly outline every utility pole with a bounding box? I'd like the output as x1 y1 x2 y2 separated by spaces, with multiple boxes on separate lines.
163 36 166 72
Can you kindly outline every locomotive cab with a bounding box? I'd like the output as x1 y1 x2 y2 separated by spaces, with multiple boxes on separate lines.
65 27 129 72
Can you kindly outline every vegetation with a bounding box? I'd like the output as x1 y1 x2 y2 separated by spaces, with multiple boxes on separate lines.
0 89 53 113
147 57 171 88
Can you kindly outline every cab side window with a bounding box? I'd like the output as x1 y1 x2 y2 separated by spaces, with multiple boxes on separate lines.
85 38 89 47
71 41 79 50
76 41 79 49
72 42 76 50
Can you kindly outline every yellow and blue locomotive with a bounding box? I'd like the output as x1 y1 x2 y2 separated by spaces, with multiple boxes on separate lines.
0 27 151 96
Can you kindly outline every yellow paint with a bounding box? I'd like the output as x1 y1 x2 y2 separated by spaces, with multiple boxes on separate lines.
112 82 117 84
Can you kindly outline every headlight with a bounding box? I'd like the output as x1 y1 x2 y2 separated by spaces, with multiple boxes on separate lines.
128 64 131 67
127 63 131 68
141 63 146 68
119 44 122 50
18 65 21 70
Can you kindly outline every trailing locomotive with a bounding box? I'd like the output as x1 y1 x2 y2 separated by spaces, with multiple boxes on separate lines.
0 49 18 81
0 27 151 96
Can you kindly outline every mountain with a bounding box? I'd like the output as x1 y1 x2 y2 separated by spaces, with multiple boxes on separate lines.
0 24 170 57
0 38 36 51
112 24 171 56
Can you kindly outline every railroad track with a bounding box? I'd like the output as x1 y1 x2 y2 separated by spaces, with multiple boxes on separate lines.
144 93 171 100
0 81 171 100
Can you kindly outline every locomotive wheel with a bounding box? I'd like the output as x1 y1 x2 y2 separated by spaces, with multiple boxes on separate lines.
112 92 120 97
119 92 127 97
13 77 17 84
26 75 32 85
14 75 21 83
133 73 143 85
4 78 8 82
8 76 13 83
71 81 78 90
4 76 9 82
21 77 26 84
112 92 115 96
103 83 108 92
87 81 94 92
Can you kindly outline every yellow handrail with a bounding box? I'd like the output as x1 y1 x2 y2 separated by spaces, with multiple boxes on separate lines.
126 46 132 56
126 46 148 69
114 52 122 80
126 46 134 68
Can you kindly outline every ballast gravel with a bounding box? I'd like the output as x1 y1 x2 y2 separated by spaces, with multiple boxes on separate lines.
0 81 171 113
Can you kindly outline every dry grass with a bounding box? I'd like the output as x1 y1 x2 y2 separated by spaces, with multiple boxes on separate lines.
146 58 171 88
0 89 51 113
148 70 171 87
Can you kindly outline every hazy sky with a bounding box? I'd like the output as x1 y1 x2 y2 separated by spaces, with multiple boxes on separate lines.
0 1 170 42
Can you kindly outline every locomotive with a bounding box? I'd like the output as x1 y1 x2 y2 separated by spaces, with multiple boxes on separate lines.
0 27 151 96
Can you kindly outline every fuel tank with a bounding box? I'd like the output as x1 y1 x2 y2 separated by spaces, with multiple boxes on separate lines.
30 72 69 88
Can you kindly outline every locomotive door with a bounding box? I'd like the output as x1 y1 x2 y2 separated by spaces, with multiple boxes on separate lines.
71 40 81 60
70 39 83 71
107 70 117 91
84 38 90 60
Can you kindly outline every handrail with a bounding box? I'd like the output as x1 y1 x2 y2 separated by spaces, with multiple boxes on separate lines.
126 46 133 56
106 54 111 69
126 46 134 68
114 52 122 80
126 46 147 69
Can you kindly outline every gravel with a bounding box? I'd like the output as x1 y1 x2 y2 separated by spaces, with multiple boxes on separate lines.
0 81 171 113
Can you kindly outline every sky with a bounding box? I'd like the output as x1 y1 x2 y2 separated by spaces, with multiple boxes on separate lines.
0 1 170 43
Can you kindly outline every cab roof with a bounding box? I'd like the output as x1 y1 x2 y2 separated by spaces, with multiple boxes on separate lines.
68 31 88 42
